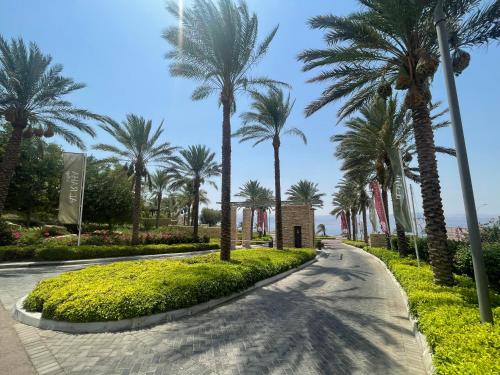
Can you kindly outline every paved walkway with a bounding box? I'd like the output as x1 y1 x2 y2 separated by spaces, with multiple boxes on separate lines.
0 240 426 374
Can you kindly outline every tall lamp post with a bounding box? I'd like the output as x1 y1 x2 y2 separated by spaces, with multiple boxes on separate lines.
434 1 493 323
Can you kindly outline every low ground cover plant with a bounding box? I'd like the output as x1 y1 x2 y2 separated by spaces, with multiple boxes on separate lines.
347 242 500 374
0 242 218 262
24 248 316 322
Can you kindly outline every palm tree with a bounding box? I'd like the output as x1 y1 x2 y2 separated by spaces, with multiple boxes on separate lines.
316 224 327 236
333 97 454 253
149 170 172 228
234 88 306 250
93 115 176 244
335 179 360 241
286 180 325 208
331 184 355 240
170 145 220 238
163 0 281 261
0 37 105 213
236 180 271 239
298 1 499 284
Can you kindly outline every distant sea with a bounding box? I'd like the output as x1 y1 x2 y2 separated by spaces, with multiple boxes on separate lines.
239 212 499 236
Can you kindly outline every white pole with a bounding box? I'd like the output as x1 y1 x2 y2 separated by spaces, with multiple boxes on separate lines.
77 154 87 247
398 150 420 265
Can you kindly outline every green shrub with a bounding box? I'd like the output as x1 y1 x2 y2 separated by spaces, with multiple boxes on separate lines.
454 242 500 291
0 219 17 245
24 248 316 322
343 240 367 248
390 236 462 262
0 243 219 262
363 246 500 374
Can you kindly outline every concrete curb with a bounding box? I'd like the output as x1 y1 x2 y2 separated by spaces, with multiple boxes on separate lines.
342 243 435 375
12 253 322 334
0 248 220 270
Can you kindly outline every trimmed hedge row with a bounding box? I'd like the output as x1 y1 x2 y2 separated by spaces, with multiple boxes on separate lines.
361 246 500 374
349 237 500 291
24 248 316 322
343 240 367 249
0 243 219 262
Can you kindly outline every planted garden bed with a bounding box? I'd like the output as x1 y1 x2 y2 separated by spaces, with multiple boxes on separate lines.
23 248 316 322
0 242 219 262
357 245 500 374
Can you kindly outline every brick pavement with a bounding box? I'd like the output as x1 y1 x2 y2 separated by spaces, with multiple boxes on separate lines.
0 240 426 374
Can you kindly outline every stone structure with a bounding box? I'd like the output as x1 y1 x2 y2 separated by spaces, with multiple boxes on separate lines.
282 205 314 248
370 233 387 247
242 208 252 248
230 206 238 249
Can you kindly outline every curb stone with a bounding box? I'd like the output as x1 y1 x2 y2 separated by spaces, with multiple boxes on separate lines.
12 252 323 334
342 242 435 375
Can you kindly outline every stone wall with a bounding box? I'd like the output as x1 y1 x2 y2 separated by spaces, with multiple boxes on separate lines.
282 205 314 248
230 206 237 249
370 233 387 247
242 208 252 248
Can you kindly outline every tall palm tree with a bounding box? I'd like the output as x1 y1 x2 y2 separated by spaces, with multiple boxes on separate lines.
234 88 306 250
286 180 325 208
236 180 271 239
333 97 454 253
316 224 327 236
331 184 355 240
163 0 281 260
0 37 105 213
93 115 176 244
175 183 210 226
149 170 173 228
298 0 499 284
170 145 220 238
335 179 360 241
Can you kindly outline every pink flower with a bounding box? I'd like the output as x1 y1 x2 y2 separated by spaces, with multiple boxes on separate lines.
14 231 21 240
43 232 50 237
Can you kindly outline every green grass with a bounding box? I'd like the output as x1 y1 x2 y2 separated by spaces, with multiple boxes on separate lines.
0 243 219 262
24 248 316 323
362 246 500 374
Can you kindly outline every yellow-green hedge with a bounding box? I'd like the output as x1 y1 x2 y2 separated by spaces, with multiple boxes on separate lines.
24 248 316 323
0 243 219 262
343 240 367 249
363 246 500 374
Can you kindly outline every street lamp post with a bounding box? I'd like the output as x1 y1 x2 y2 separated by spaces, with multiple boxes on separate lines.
434 1 493 323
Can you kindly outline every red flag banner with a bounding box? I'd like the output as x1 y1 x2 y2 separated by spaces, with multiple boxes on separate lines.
369 181 389 234
340 211 348 234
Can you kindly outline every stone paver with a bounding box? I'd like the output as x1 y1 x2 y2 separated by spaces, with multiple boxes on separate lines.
0 240 426 374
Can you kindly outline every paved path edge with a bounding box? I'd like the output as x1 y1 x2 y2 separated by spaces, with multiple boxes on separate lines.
13 253 323 334
342 242 435 375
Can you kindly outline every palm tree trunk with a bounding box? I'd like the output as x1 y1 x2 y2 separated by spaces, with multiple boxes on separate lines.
132 164 142 245
220 98 232 260
0 126 24 213
351 211 357 241
411 93 454 285
155 192 162 229
381 187 392 249
273 137 283 250
346 211 352 240
192 177 201 239
396 223 410 257
362 206 368 243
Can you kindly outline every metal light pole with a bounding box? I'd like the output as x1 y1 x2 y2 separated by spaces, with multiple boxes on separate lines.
434 1 493 323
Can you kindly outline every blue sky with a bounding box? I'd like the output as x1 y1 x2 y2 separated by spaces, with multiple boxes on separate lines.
1 0 500 226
